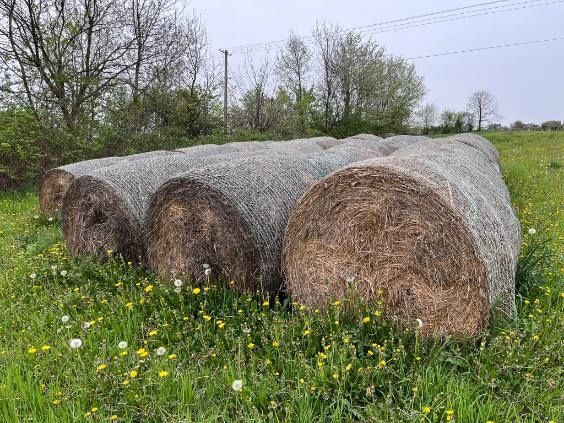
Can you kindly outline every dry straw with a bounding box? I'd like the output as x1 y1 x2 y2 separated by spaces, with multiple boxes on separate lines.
61 146 238 260
39 150 179 216
282 134 520 337
146 144 385 292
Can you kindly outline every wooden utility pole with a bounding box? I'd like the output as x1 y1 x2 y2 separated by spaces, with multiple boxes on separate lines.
219 49 230 135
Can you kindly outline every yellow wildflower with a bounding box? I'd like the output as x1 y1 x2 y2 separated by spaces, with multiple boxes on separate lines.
148 330 157 337
247 343 255 349
192 287 201 295
97 364 107 371
362 316 371 324
41 345 51 351
422 406 431 414
145 285 153 293
129 370 138 378
159 370 169 378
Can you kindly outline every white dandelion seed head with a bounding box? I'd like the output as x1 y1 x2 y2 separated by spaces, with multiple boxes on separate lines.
60 270 67 276
61 315 70 324
528 228 537 235
30 273 37 279
173 279 183 287
83 322 91 329
345 276 354 283
416 318 423 329
242 326 251 334
202 263 210 269
51 265 57 271
231 379 243 392
48 217 53 222
174 287 182 293
118 341 128 349
204 268 212 276
156 347 166 356
69 338 82 349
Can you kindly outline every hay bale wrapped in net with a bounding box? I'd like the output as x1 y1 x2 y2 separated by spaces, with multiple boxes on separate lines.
39 150 178 216
223 141 266 152
443 133 500 166
265 138 326 154
282 136 520 337
343 133 383 142
61 148 241 260
146 155 337 292
176 144 227 155
306 145 387 175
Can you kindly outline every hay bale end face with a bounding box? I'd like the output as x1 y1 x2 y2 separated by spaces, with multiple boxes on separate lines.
283 136 520 337
146 155 326 292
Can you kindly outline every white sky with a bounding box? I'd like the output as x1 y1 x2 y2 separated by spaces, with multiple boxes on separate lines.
191 0 564 124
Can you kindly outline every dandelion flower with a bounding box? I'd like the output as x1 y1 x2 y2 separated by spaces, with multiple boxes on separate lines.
247 342 255 349
159 370 169 378
69 338 82 349
118 341 128 349
125 302 134 310
41 345 51 351
204 268 212 276
61 315 70 324
136 348 148 358
97 364 107 371
110 416 118 421
129 369 138 378
303 329 311 336
203 315 212 321
174 279 183 287
416 318 423 328
231 379 243 392
378 360 387 367
60 270 67 276
145 285 154 293
272 341 280 348
168 354 177 360
422 406 431 414
528 228 537 235
52 399 61 405
28 347 37 354
362 316 371 324
30 273 37 279
156 347 166 356
174 287 182 293
148 330 157 337
192 287 201 295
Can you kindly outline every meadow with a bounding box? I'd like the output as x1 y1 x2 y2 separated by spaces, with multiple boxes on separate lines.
0 131 561 422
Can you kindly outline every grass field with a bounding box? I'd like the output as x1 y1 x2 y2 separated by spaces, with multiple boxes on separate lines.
0 131 562 422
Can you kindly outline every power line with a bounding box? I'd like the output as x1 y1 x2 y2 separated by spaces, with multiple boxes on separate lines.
227 0 517 52
407 35 564 60
227 0 561 54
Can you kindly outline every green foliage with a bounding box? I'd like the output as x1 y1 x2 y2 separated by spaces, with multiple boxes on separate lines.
0 132 562 421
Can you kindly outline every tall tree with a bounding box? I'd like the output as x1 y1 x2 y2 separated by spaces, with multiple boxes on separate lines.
416 103 439 134
0 0 136 132
466 90 499 131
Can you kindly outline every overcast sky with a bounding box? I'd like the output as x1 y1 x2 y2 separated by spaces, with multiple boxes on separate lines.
191 0 563 124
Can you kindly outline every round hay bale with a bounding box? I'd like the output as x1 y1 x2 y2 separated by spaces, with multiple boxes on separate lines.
306 145 387 175
146 155 327 292
175 144 222 155
343 133 383 141
223 141 266 152
443 133 500 166
311 136 341 150
282 136 520 337
61 148 241 260
40 157 123 216
265 138 325 155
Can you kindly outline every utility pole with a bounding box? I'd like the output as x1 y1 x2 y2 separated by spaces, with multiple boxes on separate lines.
219 49 231 135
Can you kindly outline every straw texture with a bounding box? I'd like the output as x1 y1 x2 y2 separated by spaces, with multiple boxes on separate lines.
282 135 520 337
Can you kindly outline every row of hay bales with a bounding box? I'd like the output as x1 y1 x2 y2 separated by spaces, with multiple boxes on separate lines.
40 133 521 337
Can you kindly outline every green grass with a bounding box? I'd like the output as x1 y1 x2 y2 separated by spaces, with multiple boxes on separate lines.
0 131 562 422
